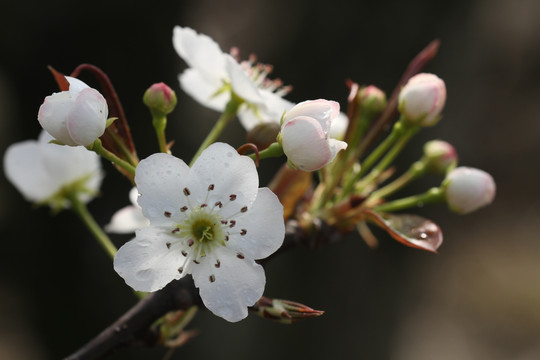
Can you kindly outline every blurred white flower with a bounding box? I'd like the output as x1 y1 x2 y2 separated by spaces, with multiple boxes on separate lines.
38 76 108 146
443 166 496 214
3 131 103 209
398 73 446 126
105 188 149 233
114 142 285 322
279 99 348 171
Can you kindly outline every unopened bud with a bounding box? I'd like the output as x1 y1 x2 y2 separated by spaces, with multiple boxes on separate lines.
143 82 177 117
251 296 324 324
246 122 281 150
443 167 495 214
423 140 457 175
357 85 387 115
398 73 446 126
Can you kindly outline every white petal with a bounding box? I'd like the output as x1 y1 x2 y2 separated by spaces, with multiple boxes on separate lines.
188 143 259 217
172 26 228 79
3 140 59 201
227 188 284 260
37 91 77 146
192 250 265 322
67 88 108 146
114 227 187 292
237 91 294 131
66 76 90 98
105 205 149 233
179 69 229 111
283 99 339 132
135 153 190 225
327 138 348 163
225 55 264 106
329 112 349 140
281 116 332 171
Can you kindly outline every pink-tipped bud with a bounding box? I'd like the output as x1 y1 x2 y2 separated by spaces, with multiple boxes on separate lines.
398 73 446 126
357 85 387 114
251 296 324 324
143 82 177 117
423 140 458 175
443 167 496 214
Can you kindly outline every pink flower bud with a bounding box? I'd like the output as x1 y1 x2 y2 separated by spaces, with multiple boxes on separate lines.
38 77 108 146
279 99 348 171
423 140 458 175
143 82 177 116
357 85 387 114
398 73 446 126
443 167 496 214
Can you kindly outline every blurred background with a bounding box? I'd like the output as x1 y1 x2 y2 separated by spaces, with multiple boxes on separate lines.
1 0 540 359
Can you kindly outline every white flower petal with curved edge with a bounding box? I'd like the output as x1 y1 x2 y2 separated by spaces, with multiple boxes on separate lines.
283 99 339 132
281 116 332 171
179 68 228 111
114 227 189 292
187 142 259 217
135 153 190 225
191 250 265 322
225 55 264 105
330 111 349 140
227 188 284 260
106 188 149 233
66 76 90 98
172 26 227 79
38 91 77 146
3 140 59 202
327 138 348 161
66 88 108 146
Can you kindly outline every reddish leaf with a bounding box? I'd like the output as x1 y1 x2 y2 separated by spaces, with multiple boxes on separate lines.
364 209 443 253
268 164 313 220
47 66 70 91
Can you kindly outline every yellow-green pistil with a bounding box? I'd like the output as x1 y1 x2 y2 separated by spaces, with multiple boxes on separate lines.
177 207 227 258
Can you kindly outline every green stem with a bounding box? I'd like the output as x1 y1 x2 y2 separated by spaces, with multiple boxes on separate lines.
249 142 284 161
373 187 444 213
90 139 136 176
153 115 169 153
105 127 139 167
68 194 117 260
190 97 242 167
368 159 427 201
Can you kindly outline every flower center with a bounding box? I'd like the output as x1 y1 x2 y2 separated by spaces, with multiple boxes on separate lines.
192 218 216 243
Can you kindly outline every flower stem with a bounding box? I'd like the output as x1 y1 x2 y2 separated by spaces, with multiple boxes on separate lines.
153 115 169 154
373 187 444 213
189 97 242 167
249 142 284 161
90 139 136 176
68 194 117 260
367 159 427 201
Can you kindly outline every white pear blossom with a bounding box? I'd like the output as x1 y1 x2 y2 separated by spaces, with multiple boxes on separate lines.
3 131 103 208
398 73 446 126
38 76 108 146
105 187 149 233
443 167 496 214
114 142 285 322
279 99 348 171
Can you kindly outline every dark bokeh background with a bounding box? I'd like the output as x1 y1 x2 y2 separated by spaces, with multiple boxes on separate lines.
2 0 540 359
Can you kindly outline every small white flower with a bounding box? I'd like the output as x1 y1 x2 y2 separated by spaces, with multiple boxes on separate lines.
398 73 446 126
105 188 149 233
114 143 285 322
443 167 496 214
279 99 348 171
38 76 108 146
172 26 293 129
3 131 103 208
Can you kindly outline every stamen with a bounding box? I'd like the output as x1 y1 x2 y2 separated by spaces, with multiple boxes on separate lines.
214 201 223 208
225 235 229 241
237 253 245 259
166 242 171 249
215 260 221 268
200 203 208 208
180 206 188 212
188 239 194 247
164 211 172 218
181 250 187 257
208 184 215 191
240 229 247 236
178 267 183 274
172 228 179 234
193 260 200 264
221 220 228 225
229 220 236 228
229 194 237 201
209 275 215 283
183 188 191 196
241 206 248 213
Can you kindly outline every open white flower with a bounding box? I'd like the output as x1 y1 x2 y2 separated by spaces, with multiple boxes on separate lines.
279 99 348 171
3 131 103 208
114 142 285 322
172 26 293 128
38 76 108 146
105 188 149 233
